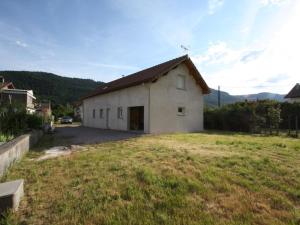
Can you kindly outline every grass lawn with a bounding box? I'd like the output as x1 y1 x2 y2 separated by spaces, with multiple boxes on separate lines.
1 132 300 225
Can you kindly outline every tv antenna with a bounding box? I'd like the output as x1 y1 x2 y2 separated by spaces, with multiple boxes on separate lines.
180 45 190 53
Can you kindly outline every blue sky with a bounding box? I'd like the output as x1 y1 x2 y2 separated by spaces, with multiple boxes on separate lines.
0 0 299 94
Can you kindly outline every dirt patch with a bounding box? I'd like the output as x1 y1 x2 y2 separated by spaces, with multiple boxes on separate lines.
36 145 85 161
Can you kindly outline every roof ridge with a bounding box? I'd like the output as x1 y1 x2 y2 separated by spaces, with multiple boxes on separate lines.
106 54 188 85
285 83 300 98
81 54 210 100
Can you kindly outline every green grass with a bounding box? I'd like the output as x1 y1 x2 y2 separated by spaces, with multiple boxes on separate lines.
1 133 300 225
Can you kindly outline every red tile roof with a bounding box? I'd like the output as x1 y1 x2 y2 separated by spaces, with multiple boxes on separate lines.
285 83 300 99
0 82 15 90
83 55 210 100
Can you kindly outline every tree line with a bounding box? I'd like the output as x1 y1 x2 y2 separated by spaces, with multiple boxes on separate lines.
204 100 300 135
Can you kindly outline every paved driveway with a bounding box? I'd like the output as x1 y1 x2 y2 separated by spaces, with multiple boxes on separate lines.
54 124 142 145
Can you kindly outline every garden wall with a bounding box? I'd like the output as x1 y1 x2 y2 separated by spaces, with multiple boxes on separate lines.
0 130 43 177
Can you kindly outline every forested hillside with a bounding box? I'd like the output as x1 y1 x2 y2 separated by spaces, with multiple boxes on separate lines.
205 89 285 108
0 71 103 105
0 71 285 107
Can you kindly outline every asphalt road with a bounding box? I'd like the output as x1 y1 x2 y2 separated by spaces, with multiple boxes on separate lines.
54 124 142 145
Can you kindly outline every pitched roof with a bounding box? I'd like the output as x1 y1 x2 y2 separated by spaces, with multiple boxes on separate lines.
83 55 210 100
285 83 300 99
0 82 15 90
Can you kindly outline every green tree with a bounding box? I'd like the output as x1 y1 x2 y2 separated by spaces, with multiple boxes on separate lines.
267 106 282 135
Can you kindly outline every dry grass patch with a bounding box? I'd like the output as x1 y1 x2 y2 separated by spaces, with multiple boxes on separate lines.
1 132 300 225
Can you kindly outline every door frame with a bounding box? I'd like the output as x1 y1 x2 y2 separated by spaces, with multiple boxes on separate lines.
128 106 144 132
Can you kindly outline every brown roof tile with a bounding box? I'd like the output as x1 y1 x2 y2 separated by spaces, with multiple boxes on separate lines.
83 55 210 100
0 82 15 90
285 83 300 98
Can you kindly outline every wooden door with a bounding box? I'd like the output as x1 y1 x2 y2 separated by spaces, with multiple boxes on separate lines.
129 106 144 131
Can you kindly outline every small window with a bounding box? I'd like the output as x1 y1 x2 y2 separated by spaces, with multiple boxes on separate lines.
177 75 185 90
177 107 185 116
117 107 123 119
92 109 96 118
99 109 103 118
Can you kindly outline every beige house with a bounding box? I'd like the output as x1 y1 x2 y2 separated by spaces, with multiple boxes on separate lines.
81 55 210 133
0 76 36 113
285 83 300 103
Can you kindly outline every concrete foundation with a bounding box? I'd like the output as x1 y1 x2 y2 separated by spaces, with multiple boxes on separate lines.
0 130 43 177
0 179 24 214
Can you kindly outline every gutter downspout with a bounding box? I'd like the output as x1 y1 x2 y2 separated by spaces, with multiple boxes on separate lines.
148 83 151 134
82 101 85 126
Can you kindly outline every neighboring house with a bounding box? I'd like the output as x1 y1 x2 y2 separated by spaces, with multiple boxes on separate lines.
0 76 36 113
36 101 52 119
73 101 83 121
285 83 300 103
0 76 15 89
81 55 210 133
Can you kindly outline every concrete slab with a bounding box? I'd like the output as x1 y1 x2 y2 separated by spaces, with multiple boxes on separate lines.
36 146 71 161
0 179 24 214
54 124 141 145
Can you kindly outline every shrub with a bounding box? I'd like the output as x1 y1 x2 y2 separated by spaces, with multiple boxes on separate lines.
204 100 300 133
26 114 43 129
0 103 43 136
0 134 14 142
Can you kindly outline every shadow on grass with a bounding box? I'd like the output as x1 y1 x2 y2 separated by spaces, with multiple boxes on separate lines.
201 129 296 138
31 127 144 152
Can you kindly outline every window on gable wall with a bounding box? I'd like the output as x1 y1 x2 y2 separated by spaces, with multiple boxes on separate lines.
176 74 186 90
99 109 103 118
93 109 96 118
117 107 123 119
177 107 186 116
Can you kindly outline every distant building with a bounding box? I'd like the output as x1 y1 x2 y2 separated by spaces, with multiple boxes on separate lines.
0 76 36 113
0 76 15 89
36 102 52 119
73 101 83 121
285 83 300 103
81 55 210 133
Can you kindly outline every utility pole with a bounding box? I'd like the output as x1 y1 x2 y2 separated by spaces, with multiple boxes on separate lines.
296 116 298 138
288 115 291 136
218 86 221 108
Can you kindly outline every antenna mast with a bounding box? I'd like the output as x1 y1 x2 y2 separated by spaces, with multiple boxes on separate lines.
180 45 189 54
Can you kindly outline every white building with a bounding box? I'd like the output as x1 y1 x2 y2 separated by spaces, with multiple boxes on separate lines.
81 55 210 133
285 83 300 103
0 76 36 114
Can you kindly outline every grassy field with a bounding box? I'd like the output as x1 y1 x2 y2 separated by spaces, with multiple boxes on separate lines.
1 132 300 225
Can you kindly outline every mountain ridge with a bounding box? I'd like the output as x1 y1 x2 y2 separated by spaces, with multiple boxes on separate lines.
0 71 285 107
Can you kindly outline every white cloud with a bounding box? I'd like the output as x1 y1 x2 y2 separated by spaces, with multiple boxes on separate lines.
192 42 264 66
260 0 290 6
208 0 224 15
15 40 28 48
192 1 300 95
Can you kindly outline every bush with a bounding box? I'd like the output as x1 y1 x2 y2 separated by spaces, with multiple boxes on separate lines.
0 134 14 142
204 100 300 133
0 103 43 136
26 114 43 129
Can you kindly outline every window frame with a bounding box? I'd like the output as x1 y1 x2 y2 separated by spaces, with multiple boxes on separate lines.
176 74 186 90
117 106 123 119
177 107 186 116
92 109 96 118
99 108 103 119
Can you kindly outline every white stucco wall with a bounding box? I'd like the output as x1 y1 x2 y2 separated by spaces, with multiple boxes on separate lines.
149 64 204 133
287 97 300 103
82 63 204 133
83 84 150 133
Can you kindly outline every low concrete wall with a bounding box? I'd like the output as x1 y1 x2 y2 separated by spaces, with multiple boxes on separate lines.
0 130 43 177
